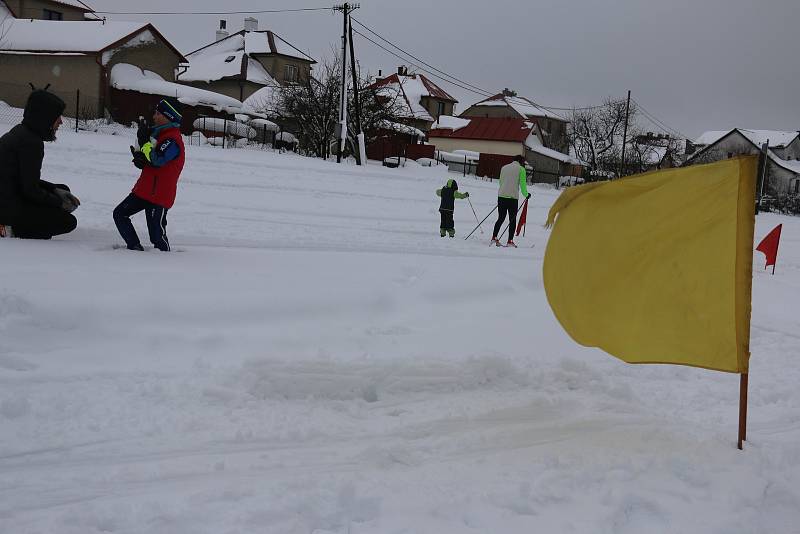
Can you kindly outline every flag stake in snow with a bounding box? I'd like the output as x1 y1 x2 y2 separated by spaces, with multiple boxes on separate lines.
755 223 782 275
543 157 758 450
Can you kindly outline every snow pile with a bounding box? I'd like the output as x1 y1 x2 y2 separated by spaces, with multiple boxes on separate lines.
431 115 471 131
0 123 798 533
436 149 480 163
525 135 583 165
111 63 243 114
378 120 424 138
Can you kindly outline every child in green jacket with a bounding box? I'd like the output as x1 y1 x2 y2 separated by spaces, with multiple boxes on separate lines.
436 178 469 237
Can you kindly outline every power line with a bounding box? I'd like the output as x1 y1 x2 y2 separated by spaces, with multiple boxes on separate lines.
351 17 493 97
351 28 494 99
633 98 687 140
350 17 571 121
91 7 335 16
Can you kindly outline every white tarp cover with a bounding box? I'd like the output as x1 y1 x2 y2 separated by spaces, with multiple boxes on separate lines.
192 117 256 139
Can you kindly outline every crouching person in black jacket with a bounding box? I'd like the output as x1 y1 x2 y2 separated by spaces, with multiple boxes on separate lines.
0 89 80 240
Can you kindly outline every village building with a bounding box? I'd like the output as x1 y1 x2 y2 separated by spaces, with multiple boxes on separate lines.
1 0 98 21
687 128 800 195
460 89 569 154
177 18 316 104
0 16 249 132
369 66 458 133
428 116 583 182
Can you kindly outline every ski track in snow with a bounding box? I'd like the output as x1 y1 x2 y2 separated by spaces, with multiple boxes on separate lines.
0 124 799 533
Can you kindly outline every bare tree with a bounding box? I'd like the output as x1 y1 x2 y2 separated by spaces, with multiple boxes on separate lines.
568 98 639 177
267 53 406 160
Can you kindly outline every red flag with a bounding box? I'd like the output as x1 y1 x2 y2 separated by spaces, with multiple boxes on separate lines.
515 198 529 236
756 224 782 272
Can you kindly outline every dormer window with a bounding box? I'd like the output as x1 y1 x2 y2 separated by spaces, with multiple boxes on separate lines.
224 56 236 63
43 9 63 20
284 64 298 83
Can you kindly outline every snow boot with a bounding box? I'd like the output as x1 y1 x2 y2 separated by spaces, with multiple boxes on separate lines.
447 229 455 238
440 229 446 237
506 240 518 248
490 236 501 246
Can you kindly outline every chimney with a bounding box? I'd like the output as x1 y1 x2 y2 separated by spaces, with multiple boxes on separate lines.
216 20 229 42
397 65 406 76
244 17 258 32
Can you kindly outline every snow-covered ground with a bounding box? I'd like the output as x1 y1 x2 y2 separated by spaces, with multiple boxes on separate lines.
1 124 799 533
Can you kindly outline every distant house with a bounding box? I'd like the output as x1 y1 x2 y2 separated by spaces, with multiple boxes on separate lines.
428 116 583 183
0 19 190 121
369 66 458 133
686 128 800 195
177 18 316 104
460 89 569 154
1 0 99 21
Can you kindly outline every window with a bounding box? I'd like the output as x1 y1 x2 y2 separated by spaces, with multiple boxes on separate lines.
284 64 299 83
794 179 799 195
43 9 63 20
436 101 445 117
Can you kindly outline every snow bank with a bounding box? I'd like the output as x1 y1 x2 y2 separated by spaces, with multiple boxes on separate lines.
0 122 798 534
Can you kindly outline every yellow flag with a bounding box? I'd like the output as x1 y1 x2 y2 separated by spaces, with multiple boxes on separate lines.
543 157 757 373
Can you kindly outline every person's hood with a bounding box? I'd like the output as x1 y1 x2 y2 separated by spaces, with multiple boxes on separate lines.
447 179 458 190
22 90 66 141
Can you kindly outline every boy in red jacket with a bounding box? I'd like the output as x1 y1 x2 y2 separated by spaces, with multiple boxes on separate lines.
113 98 185 251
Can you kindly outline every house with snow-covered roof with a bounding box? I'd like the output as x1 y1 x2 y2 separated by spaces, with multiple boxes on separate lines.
428 116 583 183
368 66 458 133
0 18 189 120
686 128 800 196
460 89 569 154
1 0 98 21
177 18 316 105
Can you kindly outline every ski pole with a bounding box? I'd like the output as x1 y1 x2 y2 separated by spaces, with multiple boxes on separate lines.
465 205 497 240
467 197 484 234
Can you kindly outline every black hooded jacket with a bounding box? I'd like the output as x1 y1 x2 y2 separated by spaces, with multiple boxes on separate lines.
0 90 67 217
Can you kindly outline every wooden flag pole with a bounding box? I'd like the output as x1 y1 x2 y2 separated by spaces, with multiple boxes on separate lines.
738 373 748 450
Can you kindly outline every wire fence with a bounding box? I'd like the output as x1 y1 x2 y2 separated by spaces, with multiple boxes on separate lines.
0 82 293 151
0 81 131 135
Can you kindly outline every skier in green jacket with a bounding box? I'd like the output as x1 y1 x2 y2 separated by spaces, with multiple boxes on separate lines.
491 155 530 247
436 178 469 237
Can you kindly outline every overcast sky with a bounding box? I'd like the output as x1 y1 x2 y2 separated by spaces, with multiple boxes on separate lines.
87 0 800 139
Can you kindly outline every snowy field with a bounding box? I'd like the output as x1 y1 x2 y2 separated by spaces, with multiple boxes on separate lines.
1 124 799 534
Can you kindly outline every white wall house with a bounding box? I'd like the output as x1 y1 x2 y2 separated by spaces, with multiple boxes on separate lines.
687 128 800 196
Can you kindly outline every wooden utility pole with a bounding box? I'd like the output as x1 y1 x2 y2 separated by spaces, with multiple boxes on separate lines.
619 90 631 178
755 140 769 214
333 4 359 163
347 9 365 165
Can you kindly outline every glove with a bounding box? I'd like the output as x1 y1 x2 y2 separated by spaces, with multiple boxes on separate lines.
464 192 470 197
136 117 150 148
526 193 531 199
130 146 149 169
54 188 80 213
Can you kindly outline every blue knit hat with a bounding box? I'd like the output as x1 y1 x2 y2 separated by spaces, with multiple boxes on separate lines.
156 98 182 123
